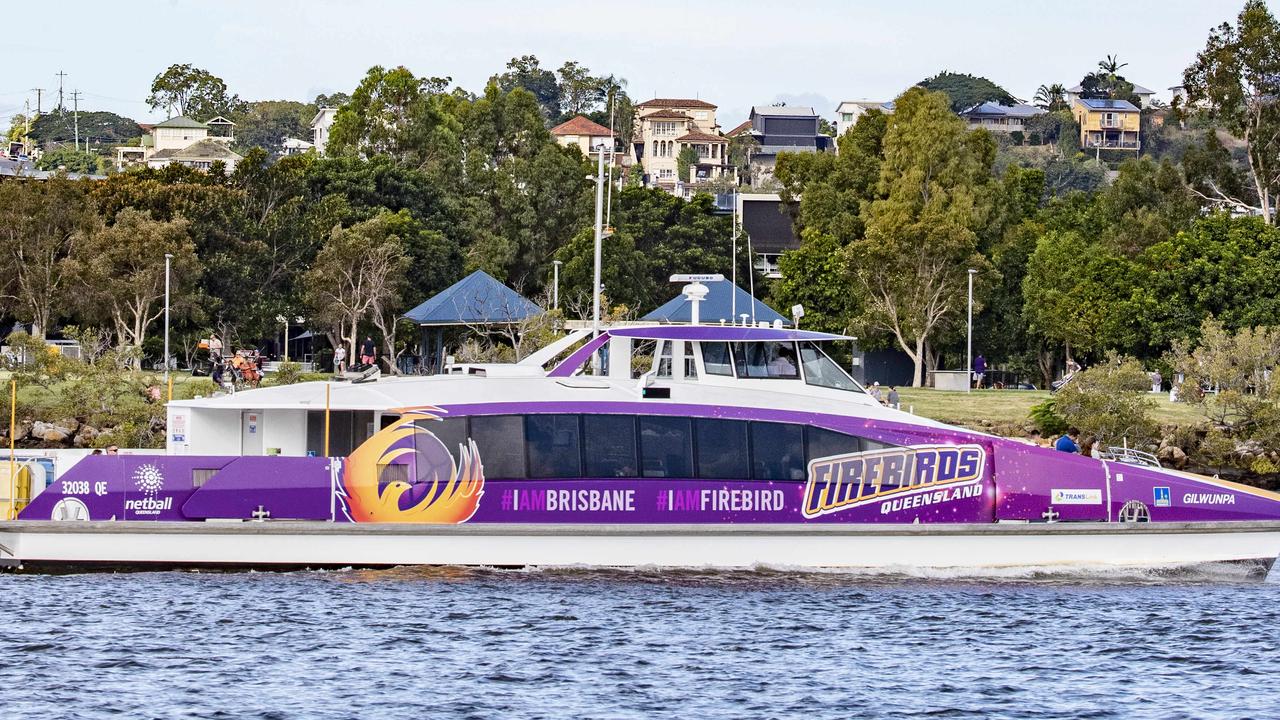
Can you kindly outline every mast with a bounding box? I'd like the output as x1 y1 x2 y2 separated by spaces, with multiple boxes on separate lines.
591 142 605 342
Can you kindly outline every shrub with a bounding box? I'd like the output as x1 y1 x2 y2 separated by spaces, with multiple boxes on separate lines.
270 361 305 386
1010 130 1025 145
1052 354 1157 447
1029 397 1068 436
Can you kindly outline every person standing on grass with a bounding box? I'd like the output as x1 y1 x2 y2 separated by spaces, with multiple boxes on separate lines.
1055 427 1080 454
334 345 347 374
887 386 900 410
973 354 986 389
360 336 376 367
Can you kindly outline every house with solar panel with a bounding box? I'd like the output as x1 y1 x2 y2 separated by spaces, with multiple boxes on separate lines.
1072 98 1141 155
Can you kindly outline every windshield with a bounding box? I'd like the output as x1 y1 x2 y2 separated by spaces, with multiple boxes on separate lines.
799 342 863 392
730 342 800 379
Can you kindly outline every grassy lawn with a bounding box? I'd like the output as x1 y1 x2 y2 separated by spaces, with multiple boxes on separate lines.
895 388 1206 435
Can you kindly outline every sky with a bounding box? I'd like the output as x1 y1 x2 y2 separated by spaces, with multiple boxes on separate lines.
0 0 1263 129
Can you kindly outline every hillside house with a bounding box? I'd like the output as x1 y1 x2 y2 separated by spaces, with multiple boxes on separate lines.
959 102 1046 135
1066 82 1156 109
834 100 894 138
311 107 338 154
632 98 730 192
1073 98 1141 154
744 105 833 185
115 116 243 173
550 115 616 158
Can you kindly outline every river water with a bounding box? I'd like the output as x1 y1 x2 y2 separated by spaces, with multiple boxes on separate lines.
1 565 1278 719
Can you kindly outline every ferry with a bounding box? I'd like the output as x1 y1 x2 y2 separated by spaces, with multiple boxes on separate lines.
4 286 1280 572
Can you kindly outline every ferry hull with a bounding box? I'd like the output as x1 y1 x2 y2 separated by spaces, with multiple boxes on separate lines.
3 521 1279 575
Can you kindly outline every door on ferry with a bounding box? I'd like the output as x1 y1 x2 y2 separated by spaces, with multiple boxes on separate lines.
242 410 264 455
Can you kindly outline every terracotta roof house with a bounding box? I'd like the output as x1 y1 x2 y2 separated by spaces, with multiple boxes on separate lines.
633 98 728 192
550 115 616 157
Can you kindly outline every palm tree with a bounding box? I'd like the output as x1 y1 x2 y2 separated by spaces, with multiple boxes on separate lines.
1098 55 1128 78
1033 83 1067 110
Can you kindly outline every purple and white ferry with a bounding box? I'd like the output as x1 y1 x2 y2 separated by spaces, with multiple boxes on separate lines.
5 321 1280 573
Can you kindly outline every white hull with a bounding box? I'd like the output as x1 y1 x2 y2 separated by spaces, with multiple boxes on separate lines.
3 521 1279 573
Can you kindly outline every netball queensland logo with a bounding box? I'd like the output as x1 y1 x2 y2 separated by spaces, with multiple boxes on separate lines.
802 444 986 518
126 462 172 516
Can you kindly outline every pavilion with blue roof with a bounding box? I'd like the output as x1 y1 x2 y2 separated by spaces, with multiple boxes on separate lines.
641 280 788 326
403 270 544 373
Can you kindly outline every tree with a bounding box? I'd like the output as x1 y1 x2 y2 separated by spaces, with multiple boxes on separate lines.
302 212 411 368
314 92 351 109
1053 355 1157 447
676 145 699 183
326 65 462 175
147 63 243 119
232 100 316 154
1170 320 1280 456
917 71 1017 112
0 178 94 338
34 146 107 175
557 61 604 117
775 109 887 243
848 88 995 386
494 55 561 120
1022 231 1140 358
1183 0 1280 223
1033 83 1067 111
29 111 141 145
68 209 201 356
771 229 857 335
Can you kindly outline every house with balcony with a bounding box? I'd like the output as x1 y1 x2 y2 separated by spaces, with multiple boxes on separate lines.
632 98 730 192
1073 98 1140 154
115 116 242 173
959 102 1046 135
743 105 834 185
834 100 894 138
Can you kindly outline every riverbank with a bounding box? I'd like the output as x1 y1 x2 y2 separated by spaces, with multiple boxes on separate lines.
894 388 1205 435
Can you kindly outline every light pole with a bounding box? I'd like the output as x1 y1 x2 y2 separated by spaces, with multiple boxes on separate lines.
591 145 605 340
966 268 977 393
163 253 172 398
552 260 562 311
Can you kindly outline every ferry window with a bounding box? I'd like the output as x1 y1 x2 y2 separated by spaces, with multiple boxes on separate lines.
731 342 800 379
696 418 749 479
751 422 806 480
683 343 698 379
584 415 638 477
807 427 864 461
640 416 693 478
799 342 862 392
656 340 673 378
526 415 582 478
420 417 469 459
470 415 526 479
701 342 734 376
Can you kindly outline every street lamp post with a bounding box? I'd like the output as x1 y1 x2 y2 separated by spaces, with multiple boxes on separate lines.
163 253 173 398
552 260 562 310
966 268 977 393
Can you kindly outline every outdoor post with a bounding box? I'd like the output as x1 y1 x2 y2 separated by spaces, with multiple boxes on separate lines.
324 382 331 457
8 379 15 520
966 268 977 393
163 253 172 400
591 145 605 340
731 191 738 321
553 260 562 310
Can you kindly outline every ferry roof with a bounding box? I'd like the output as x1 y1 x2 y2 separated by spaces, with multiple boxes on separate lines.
608 326 851 342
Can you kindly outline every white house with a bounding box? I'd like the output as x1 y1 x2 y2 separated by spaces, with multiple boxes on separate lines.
834 100 894 138
116 116 242 173
311 108 338 154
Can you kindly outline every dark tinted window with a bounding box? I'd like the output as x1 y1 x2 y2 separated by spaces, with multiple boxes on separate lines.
701 342 734 376
583 415 638 477
806 427 864 462
639 417 693 478
751 422 806 480
470 415 526 479
424 417 469 458
799 342 862 392
696 419 749 479
526 415 582 478
732 342 800 379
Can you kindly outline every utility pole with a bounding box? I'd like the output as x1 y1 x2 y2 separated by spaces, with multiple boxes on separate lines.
30 88 43 115
70 90 81 152
55 71 67 111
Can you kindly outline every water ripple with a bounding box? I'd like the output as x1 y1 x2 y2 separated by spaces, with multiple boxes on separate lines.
2 566 1280 718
